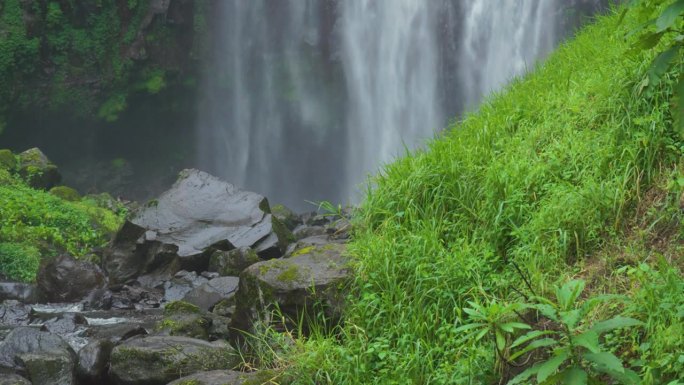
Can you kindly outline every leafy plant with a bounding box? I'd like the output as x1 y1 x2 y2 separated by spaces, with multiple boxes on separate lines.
508 280 642 385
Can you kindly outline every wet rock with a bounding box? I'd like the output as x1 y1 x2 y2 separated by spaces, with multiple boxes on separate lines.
0 374 31 385
0 327 76 379
166 370 257 385
212 299 236 319
231 243 351 338
0 282 42 303
84 322 149 344
182 277 239 312
0 300 31 326
40 313 88 336
103 221 181 285
292 225 327 240
17 148 61 190
284 235 341 257
36 255 106 302
128 169 293 270
83 288 113 311
76 339 114 385
109 336 239 385
208 248 261 277
162 270 209 303
326 217 352 240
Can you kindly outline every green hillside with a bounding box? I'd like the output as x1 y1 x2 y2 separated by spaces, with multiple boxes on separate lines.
272 5 684 385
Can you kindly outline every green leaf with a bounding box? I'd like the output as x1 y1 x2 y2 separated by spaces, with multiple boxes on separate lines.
590 316 643 335
561 309 582 330
499 322 531 333
532 304 560 322
556 280 585 311
637 31 664 49
496 330 506 351
602 368 641 385
507 362 544 385
511 330 556 349
584 352 625 374
562 367 588 385
510 338 558 361
572 331 600 354
454 322 486 333
537 350 570 383
646 45 680 91
656 0 684 32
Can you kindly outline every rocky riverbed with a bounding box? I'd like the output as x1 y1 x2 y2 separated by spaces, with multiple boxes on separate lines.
0 169 352 385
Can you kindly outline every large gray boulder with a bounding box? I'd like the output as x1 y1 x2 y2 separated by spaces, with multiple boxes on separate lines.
17 148 61 190
0 327 76 385
109 336 239 385
104 170 293 283
76 339 114 385
230 243 351 339
36 255 106 302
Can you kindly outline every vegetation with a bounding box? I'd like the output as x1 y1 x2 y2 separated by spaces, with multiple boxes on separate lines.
232 3 684 384
0 164 125 281
0 0 199 123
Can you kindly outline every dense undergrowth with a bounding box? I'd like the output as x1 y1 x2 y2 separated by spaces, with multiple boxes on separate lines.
0 167 124 281
259 4 684 385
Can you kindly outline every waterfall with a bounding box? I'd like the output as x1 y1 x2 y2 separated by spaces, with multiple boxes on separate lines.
197 1 604 210
459 1 558 109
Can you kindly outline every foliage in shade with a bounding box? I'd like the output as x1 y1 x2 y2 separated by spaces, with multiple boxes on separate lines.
0 170 125 281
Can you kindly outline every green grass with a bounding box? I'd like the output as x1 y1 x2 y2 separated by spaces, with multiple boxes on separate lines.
273 6 684 385
0 169 125 281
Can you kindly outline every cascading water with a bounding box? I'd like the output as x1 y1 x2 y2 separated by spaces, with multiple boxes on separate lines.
197 0 606 210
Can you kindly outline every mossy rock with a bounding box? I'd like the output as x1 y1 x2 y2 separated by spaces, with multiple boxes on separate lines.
159 301 211 340
49 186 81 202
208 247 260 276
17 148 61 190
109 336 239 385
230 243 351 339
0 149 16 171
271 204 301 231
165 300 202 315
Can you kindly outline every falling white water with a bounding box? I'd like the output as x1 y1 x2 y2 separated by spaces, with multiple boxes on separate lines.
197 1 606 210
340 1 441 195
459 1 559 109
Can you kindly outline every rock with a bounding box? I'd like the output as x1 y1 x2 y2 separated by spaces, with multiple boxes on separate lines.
157 301 211 340
0 328 76 380
182 277 239 312
109 336 239 385
162 270 209 303
0 149 16 171
0 300 31 326
40 313 88 336
231 243 351 339
17 148 61 190
292 225 327 240
83 288 113 310
212 299 235 319
103 221 181 285
18 353 75 385
108 284 163 310
129 169 293 270
48 186 81 202
0 282 42 303
76 339 114 385
166 370 257 385
271 204 302 231
208 247 261 277
36 255 106 302
0 374 31 385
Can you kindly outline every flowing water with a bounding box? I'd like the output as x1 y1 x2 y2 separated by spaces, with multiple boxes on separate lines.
197 0 606 210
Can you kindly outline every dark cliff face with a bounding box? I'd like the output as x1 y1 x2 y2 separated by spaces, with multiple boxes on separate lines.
0 0 201 124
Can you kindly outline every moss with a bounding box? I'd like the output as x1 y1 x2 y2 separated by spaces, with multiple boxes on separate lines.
276 264 300 284
175 380 201 385
49 186 81 201
0 149 16 171
290 245 315 258
164 301 201 315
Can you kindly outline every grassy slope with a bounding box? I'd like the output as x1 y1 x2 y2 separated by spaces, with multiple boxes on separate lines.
281 6 683 385
0 167 124 281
